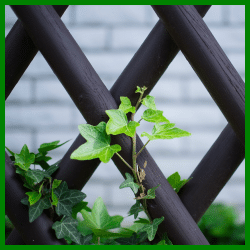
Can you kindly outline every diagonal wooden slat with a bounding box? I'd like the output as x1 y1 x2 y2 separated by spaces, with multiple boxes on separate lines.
10 5 209 245
151 5 245 145
5 5 69 100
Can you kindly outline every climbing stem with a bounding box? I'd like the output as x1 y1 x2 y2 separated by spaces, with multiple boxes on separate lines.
136 140 150 157
115 152 133 172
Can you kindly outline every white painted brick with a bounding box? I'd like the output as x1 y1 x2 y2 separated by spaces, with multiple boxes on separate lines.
5 5 17 25
70 27 107 49
36 79 71 102
112 27 152 49
229 5 245 24
85 52 135 77
75 5 146 25
6 79 32 102
210 27 245 51
227 53 245 74
153 103 223 127
203 5 224 24
24 52 54 77
5 105 72 127
5 131 33 153
149 79 183 101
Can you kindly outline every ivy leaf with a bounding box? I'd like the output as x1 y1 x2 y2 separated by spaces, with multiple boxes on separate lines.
141 122 191 140
54 181 86 216
138 184 160 200
45 160 61 176
139 216 164 241
167 172 181 189
175 178 192 193
157 240 167 245
106 109 140 137
28 196 51 222
5 146 15 156
26 191 42 206
38 140 69 154
141 109 169 123
51 179 62 206
52 216 82 245
72 201 91 219
91 228 133 238
26 169 50 183
78 234 93 245
14 144 35 171
71 122 121 163
128 200 144 219
80 197 123 231
119 97 135 114
134 218 151 224
119 173 140 194
141 95 156 110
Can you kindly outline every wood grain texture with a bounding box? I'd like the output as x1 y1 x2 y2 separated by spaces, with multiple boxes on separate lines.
152 5 245 145
10 5 209 245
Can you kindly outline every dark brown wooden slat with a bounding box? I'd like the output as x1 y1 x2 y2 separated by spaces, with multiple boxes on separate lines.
5 152 67 245
178 123 245 222
5 5 69 100
151 5 245 145
10 5 209 245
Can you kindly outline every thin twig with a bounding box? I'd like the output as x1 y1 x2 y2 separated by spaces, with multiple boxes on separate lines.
115 152 133 171
136 140 150 157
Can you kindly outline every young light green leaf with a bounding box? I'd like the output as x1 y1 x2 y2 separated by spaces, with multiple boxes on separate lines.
38 140 70 154
141 109 169 123
119 173 140 194
51 179 62 206
128 200 144 219
106 109 140 137
138 184 160 200
80 197 123 231
141 122 191 140
53 181 86 216
167 172 181 189
28 196 51 222
5 146 15 156
26 169 50 183
139 216 164 241
91 228 133 238
134 218 151 224
14 144 35 171
141 95 156 110
119 97 135 114
26 191 42 206
135 86 147 94
71 122 121 163
52 216 82 245
72 201 91 219
175 178 192 193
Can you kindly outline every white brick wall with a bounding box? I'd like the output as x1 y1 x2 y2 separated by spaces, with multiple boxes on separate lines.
5 5 245 222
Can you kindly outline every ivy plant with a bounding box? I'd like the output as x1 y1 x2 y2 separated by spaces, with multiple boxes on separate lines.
6 86 192 245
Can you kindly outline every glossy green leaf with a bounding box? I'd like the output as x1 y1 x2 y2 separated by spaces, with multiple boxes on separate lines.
72 201 91 219
167 172 181 189
5 146 15 156
141 95 156 110
51 179 62 206
28 196 51 222
38 140 69 154
106 109 140 137
141 122 191 140
119 173 140 194
14 144 35 171
128 200 144 219
26 169 50 183
71 122 121 163
119 97 135 114
52 216 82 245
175 178 192 193
139 184 160 200
26 191 42 206
134 218 150 224
141 109 169 123
80 197 123 231
45 160 61 176
157 240 167 245
139 216 164 241
53 181 86 216
91 228 133 238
